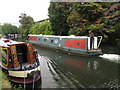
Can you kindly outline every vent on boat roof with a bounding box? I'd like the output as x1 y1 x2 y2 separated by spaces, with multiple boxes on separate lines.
4 40 10 42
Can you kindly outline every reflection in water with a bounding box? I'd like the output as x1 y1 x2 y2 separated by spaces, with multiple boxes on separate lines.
35 45 119 89
87 60 99 70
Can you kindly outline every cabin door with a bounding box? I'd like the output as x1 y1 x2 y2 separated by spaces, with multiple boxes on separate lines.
27 43 35 64
10 45 19 68
1 48 8 67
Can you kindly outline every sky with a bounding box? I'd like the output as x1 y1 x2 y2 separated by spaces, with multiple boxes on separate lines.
0 0 50 27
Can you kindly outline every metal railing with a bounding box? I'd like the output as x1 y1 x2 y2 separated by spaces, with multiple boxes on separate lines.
97 36 103 48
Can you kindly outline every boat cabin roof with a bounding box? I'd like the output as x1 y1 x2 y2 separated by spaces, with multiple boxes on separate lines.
0 38 25 48
28 34 92 39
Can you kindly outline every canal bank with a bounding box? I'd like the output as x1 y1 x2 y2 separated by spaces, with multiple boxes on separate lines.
0 69 11 89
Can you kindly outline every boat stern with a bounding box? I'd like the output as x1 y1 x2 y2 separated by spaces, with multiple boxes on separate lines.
86 49 103 56
8 66 41 83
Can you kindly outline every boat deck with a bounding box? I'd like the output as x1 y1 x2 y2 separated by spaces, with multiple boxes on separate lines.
0 61 39 71
0 38 25 47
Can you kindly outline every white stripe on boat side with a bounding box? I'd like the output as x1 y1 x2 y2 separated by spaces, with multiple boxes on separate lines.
8 66 40 78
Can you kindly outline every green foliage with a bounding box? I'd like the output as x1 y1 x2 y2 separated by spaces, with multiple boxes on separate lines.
73 3 104 22
0 70 11 89
29 20 54 35
19 13 34 37
12 84 23 90
114 22 120 45
114 22 120 32
2 24 20 35
87 23 105 31
48 2 70 35
68 28 82 36
19 13 34 30
48 2 120 45
67 10 81 28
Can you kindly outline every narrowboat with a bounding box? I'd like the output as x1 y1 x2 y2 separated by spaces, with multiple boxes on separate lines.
0 38 41 83
28 35 103 56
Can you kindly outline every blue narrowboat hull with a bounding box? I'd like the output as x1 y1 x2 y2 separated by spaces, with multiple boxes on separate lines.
28 35 103 56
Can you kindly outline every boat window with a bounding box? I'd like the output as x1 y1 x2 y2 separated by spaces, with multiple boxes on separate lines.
39 38 41 41
44 39 46 42
51 40 54 43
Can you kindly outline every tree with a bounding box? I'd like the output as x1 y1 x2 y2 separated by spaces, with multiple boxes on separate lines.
48 2 70 35
2 23 20 35
48 2 120 45
29 20 54 35
19 13 34 37
2 23 20 39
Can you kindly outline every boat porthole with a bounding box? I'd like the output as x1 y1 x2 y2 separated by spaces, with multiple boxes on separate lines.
44 39 46 42
51 40 54 43
54 39 58 44
77 42 80 45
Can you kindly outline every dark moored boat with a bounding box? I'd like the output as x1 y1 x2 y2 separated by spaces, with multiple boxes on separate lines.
28 35 103 56
0 38 41 83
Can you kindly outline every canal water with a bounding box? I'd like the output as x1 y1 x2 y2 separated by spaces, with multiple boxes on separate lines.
35 45 120 89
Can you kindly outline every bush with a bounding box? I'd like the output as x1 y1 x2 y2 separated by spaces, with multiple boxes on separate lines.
29 20 54 35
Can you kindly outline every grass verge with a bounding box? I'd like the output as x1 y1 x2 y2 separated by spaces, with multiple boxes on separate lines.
0 69 11 89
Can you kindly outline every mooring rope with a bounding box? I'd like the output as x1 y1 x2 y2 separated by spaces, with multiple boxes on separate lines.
32 71 35 90
24 66 26 90
32 62 40 90
32 63 37 90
